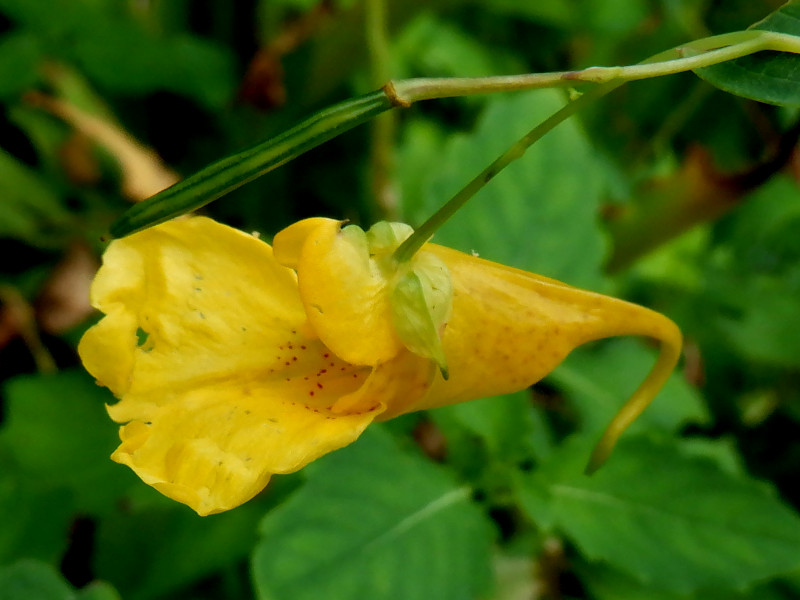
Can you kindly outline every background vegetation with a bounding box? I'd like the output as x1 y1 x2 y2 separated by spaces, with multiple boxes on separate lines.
2 0 800 598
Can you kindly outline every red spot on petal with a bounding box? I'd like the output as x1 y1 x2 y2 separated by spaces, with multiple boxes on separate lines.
323 353 330 358
309 390 315 396
316 382 323 389
300 345 307 350
320 369 327 374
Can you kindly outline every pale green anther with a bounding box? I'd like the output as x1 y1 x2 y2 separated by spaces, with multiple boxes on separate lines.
389 252 453 380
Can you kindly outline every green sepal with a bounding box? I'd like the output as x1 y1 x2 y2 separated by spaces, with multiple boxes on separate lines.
390 254 453 380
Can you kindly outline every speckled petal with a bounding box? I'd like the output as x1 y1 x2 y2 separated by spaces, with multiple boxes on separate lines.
78 216 386 514
79 217 309 401
111 380 382 515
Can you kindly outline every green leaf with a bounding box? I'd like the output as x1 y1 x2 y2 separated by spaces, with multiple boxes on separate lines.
72 30 236 109
393 14 522 79
682 176 800 367
94 500 268 600
430 390 553 467
549 338 709 435
0 560 74 600
515 434 800 593
0 559 121 600
714 278 800 367
0 370 132 515
252 427 494 600
0 465 73 564
75 582 121 600
695 3 800 106
577 561 797 600
400 88 610 289
0 0 235 108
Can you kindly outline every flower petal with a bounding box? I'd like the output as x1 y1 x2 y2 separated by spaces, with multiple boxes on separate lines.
274 218 402 365
271 217 336 270
413 244 681 411
334 349 435 418
79 217 310 400
79 216 393 514
112 380 382 515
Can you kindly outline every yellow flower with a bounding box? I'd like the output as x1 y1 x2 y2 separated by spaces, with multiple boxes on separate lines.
79 216 681 515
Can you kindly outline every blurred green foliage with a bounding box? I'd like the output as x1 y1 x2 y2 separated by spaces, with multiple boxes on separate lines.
2 0 800 599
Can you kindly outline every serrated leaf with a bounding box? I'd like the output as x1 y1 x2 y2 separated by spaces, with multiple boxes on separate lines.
515 435 800 593
695 2 800 106
430 390 553 467
401 88 609 290
252 427 494 600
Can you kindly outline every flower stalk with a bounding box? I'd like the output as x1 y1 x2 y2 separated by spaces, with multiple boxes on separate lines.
110 29 800 240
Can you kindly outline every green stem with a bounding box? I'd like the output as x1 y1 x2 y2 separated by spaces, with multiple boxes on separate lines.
366 0 399 220
393 82 618 263
392 29 799 261
366 0 391 81
110 29 800 239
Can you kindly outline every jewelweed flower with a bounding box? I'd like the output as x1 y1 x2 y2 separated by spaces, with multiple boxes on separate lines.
79 216 681 515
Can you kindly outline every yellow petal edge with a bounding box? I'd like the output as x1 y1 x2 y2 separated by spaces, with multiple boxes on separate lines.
80 216 681 515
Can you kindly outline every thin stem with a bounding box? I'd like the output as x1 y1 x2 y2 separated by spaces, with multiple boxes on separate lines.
391 30 796 105
391 29 800 262
366 0 390 81
110 28 800 238
366 0 398 219
393 82 619 263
